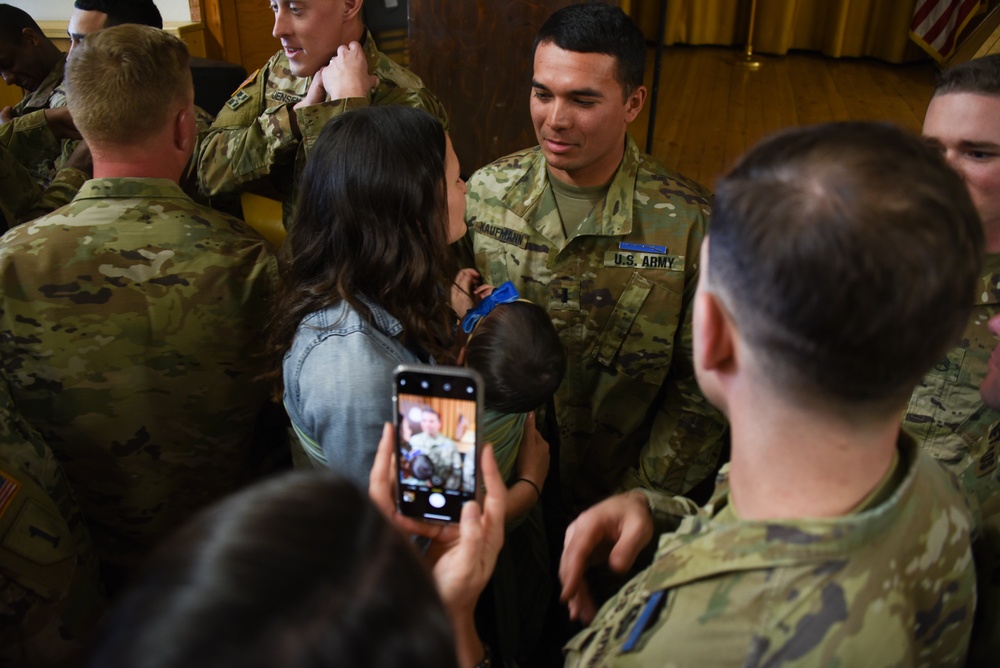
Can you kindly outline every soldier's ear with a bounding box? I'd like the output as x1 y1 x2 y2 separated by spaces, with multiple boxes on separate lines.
694 290 735 375
173 106 192 154
623 85 646 124
343 0 364 22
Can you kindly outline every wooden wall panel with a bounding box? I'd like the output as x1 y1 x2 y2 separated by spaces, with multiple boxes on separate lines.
409 0 586 173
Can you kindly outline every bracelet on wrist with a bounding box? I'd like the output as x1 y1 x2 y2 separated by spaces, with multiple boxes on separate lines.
514 477 541 500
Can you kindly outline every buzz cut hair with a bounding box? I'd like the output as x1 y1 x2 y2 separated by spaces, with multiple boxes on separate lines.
709 122 983 412
65 24 190 147
933 53 1000 97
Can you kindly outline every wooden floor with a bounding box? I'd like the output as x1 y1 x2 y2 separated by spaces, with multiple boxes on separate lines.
631 45 938 190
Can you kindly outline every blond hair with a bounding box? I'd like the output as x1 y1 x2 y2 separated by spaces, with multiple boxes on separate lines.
65 24 191 147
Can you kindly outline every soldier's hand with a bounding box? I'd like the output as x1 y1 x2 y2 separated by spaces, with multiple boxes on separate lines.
560 490 654 624
294 66 328 110
321 42 379 100
43 107 81 139
0 106 12 124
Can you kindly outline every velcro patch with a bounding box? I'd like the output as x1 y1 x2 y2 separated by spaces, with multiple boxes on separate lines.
233 68 259 96
226 89 252 111
976 433 998 478
604 251 684 270
474 221 528 249
0 470 20 519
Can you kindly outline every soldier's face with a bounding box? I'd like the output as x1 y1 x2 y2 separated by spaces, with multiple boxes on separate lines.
530 42 645 187
982 314 1000 410
421 412 442 437
923 92 1000 251
0 30 50 92
270 0 348 78
67 9 107 54
444 134 468 244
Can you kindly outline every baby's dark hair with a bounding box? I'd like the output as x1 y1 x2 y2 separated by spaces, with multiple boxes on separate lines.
465 301 566 414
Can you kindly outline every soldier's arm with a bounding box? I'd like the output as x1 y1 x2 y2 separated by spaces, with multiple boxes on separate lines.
196 58 302 198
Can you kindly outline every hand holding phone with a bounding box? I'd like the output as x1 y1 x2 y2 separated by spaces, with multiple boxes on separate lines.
393 364 483 523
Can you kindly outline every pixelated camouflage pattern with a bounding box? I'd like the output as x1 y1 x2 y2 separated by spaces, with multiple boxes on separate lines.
409 432 462 490
0 378 105 667
466 135 726 510
0 110 61 188
565 437 975 667
197 30 449 228
0 177 278 580
960 420 1000 665
0 144 40 230
17 167 88 225
9 58 68 190
10 56 66 118
905 252 1000 474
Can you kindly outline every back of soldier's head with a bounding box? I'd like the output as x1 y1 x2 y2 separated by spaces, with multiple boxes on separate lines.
934 53 1000 97
65 24 190 148
73 0 163 29
533 2 646 97
465 301 566 414
709 122 983 411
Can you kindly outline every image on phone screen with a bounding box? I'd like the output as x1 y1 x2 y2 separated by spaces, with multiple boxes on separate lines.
394 366 480 523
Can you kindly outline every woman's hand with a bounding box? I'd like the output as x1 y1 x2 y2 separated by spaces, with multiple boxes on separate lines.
451 268 482 317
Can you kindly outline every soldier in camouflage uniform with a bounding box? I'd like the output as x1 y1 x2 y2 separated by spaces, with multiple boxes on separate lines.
905 55 1000 476
960 311 1000 666
557 123 981 666
465 4 725 512
0 25 278 592
0 376 106 667
197 0 449 228
408 408 463 491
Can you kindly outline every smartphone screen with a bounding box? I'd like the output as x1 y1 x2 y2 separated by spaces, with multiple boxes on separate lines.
393 364 482 523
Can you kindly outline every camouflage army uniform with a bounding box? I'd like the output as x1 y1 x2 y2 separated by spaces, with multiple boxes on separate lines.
197 30 449 227
961 420 1000 665
0 144 40 229
0 177 278 585
0 378 105 667
466 135 726 510
565 436 975 667
905 252 1000 475
408 432 462 490
10 56 67 117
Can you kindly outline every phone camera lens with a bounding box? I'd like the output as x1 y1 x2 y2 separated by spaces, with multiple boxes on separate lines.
399 379 406 386
421 380 430 389
443 383 452 391
466 385 474 394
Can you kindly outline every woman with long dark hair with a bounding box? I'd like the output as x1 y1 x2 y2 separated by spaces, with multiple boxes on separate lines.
268 105 467 482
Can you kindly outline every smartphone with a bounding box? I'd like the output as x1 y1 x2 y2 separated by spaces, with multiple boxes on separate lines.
393 364 483 523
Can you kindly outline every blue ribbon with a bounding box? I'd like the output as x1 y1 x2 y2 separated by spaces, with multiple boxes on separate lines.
461 281 520 333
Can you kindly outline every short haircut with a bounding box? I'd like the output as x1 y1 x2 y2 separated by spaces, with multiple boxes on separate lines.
0 4 41 44
87 471 459 668
64 24 190 147
933 53 1000 97
466 301 566 414
533 2 646 97
73 0 164 29
709 122 983 411
422 407 441 419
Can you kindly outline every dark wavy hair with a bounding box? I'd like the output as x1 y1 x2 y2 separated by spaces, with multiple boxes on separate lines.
87 471 458 668
267 106 458 379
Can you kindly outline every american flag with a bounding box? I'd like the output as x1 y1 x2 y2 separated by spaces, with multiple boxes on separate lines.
910 0 987 62
0 471 19 517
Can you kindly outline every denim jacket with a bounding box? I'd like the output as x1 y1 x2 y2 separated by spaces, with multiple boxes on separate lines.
283 297 424 485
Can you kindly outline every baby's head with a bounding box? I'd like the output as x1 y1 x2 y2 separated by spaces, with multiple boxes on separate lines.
465 296 566 414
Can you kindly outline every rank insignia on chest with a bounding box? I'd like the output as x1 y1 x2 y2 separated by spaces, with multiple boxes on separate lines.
605 251 684 270
226 89 252 111
474 221 528 249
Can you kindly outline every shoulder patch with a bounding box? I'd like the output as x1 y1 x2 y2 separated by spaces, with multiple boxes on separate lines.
0 470 20 519
234 68 260 96
226 89 252 111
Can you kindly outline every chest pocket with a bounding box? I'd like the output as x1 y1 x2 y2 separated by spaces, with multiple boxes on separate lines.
591 272 684 387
